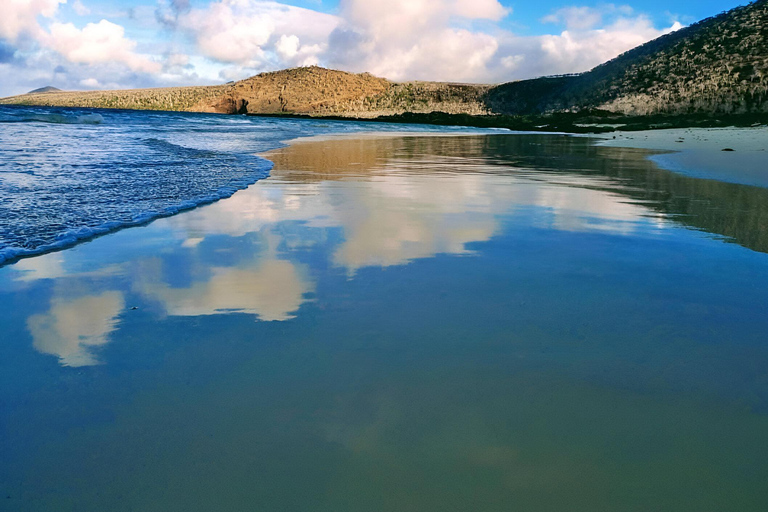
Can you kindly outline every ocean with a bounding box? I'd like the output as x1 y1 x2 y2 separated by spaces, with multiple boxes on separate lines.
0 105 488 265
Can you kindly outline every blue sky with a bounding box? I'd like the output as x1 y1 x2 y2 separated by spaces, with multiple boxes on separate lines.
0 0 750 96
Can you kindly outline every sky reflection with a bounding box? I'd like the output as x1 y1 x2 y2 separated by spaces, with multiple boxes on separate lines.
28 290 125 367
5 133 761 367
3 133 768 511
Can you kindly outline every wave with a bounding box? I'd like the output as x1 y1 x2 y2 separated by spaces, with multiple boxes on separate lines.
0 113 104 124
0 157 273 266
0 105 498 268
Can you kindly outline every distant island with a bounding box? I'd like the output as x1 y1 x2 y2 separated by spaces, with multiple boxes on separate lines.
2 0 767 132
26 86 62 94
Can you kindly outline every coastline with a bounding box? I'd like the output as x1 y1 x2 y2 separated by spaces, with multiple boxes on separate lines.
3 121 766 268
0 109 501 269
596 126 768 188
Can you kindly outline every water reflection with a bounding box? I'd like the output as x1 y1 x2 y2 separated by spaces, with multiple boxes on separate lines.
10 133 768 366
13 252 67 282
134 251 312 321
3 133 768 511
27 289 124 367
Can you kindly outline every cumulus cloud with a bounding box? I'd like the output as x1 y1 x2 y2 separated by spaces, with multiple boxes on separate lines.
0 0 164 94
326 0 508 82
513 8 683 78
0 0 686 96
44 20 161 73
177 0 338 69
0 0 64 42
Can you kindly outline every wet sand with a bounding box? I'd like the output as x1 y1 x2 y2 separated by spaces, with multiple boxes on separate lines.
597 126 768 187
2 132 768 511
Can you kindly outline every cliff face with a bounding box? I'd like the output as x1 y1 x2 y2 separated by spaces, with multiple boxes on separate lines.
488 0 768 115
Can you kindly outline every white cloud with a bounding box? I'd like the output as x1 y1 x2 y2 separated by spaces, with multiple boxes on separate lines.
178 0 338 68
326 0 508 82
44 20 161 73
0 0 686 96
275 34 322 67
530 16 682 77
0 0 65 41
0 0 67 42
79 77 101 88
0 0 165 94
72 0 91 16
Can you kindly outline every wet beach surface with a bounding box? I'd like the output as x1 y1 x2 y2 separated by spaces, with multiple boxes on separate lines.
2 133 768 511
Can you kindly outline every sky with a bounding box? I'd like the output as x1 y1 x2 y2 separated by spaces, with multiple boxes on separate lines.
0 0 750 96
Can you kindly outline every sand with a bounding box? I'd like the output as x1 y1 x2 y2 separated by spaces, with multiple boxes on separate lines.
595 126 768 188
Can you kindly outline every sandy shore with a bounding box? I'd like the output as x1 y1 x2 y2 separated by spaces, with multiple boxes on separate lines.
596 127 768 187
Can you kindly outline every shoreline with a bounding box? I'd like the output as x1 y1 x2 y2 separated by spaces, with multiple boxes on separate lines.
3 123 766 269
596 126 768 188
0 124 503 269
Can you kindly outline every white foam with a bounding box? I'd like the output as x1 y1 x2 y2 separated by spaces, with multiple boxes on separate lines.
0 159 272 266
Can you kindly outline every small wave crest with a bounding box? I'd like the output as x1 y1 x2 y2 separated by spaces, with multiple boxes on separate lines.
0 156 272 267
31 113 104 124
0 112 104 125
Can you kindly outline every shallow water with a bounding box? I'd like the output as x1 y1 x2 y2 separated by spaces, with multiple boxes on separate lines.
2 131 768 511
0 106 486 264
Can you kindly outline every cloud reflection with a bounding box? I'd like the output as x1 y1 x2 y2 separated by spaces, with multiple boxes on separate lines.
11 133 674 366
27 291 125 367
137 258 312 322
13 252 66 282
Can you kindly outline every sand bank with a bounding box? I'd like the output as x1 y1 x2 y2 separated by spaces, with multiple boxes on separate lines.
596 127 768 188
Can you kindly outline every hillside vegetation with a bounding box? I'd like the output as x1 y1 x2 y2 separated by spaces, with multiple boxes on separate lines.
0 67 489 117
488 0 768 115
188 67 490 117
0 84 230 112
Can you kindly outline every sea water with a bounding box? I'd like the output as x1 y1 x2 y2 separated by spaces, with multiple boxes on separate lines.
0 105 485 264
1 118 768 511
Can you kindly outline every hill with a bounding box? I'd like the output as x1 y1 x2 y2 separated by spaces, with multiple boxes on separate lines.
0 84 231 112
27 86 62 94
0 67 489 117
487 0 768 115
203 68 490 116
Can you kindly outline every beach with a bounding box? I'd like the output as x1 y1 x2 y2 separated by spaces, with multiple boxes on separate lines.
2 124 768 510
598 126 768 187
